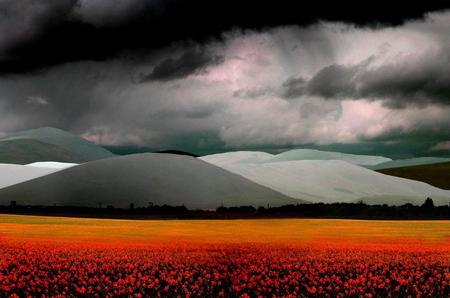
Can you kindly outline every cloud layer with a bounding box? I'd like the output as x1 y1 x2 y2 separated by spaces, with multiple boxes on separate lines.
282 50 450 108
1 0 449 73
0 6 449 156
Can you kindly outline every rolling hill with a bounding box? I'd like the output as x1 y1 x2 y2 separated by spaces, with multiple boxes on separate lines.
0 139 84 164
368 157 450 170
200 149 392 166
0 127 115 164
0 153 299 209
201 155 450 206
260 149 391 166
378 162 450 190
0 162 76 190
200 151 274 166
0 164 60 189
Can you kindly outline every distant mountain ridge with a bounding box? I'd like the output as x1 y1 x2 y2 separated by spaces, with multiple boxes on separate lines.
0 127 114 164
261 149 392 166
200 151 274 166
0 139 81 164
1 128 449 209
368 157 450 170
200 149 392 166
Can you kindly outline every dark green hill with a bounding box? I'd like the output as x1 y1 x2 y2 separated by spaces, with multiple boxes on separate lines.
0 127 114 164
378 162 450 190
0 139 86 164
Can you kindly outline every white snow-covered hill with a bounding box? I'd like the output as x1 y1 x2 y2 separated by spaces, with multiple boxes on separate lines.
200 151 274 166
0 153 299 209
0 164 58 189
0 162 78 190
201 149 391 166
260 149 392 166
201 152 450 206
25 161 78 170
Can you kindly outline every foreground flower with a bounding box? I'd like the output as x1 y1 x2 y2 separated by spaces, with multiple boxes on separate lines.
0 241 449 297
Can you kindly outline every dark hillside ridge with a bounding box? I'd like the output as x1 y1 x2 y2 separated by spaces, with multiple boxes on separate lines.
0 127 114 163
155 150 199 157
0 139 84 164
378 162 450 190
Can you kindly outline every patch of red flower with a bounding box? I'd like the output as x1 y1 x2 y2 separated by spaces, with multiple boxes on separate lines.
0 241 449 297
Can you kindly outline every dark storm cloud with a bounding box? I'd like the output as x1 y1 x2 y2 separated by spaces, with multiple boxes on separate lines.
0 61 112 131
141 49 224 82
71 0 156 27
1 0 450 73
281 77 308 99
281 51 450 107
0 9 450 157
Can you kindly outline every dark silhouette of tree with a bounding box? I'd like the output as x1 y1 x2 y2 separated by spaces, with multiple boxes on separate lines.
1 200 449 219
422 197 435 208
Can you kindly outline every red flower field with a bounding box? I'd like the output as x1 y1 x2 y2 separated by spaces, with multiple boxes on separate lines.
0 216 449 297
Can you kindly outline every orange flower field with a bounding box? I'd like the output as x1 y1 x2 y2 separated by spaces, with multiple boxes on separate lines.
0 215 449 297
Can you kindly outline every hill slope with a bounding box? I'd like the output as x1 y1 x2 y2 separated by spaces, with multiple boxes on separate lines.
369 157 450 170
0 164 61 190
378 162 450 190
200 151 274 166
25 162 78 170
261 149 391 166
0 127 114 163
202 159 450 206
0 153 298 209
0 139 85 164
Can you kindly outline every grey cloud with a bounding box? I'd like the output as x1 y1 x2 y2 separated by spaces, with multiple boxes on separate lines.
0 61 124 132
282 50 450 108
430 141 450 151
0 0 75 51
299 102 342 120
307 64 359 98
233 87 272 99
0 52 229 150
0 13 450 156
141 49 224 82
71 0 155 27
355 54 450 107
184 105 218 119
281 77 308 99
25 96 50 106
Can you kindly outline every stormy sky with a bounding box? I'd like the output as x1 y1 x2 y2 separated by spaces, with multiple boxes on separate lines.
0 0 450 157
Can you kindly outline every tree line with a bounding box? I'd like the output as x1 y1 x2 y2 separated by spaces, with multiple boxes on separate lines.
1 198 449 219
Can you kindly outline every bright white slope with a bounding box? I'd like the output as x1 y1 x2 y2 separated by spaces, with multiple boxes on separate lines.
0 164 58 189
200 151 274 166
200 151 450 206
0 162 77 189
25 161 78 170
